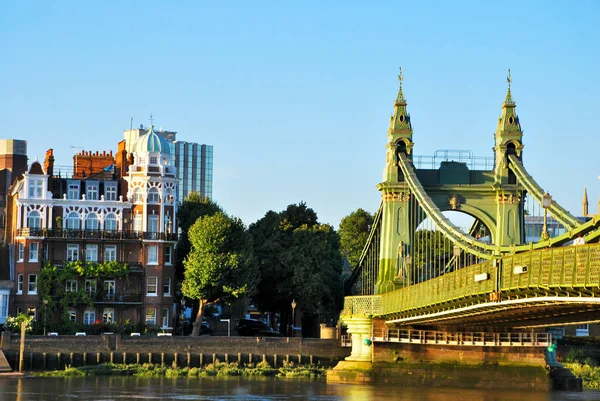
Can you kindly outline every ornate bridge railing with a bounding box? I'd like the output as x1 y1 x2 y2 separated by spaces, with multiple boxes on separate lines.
381 260 497 317
342 295 382 317
344 243 600 322
372 329 551 347
500 243 600 297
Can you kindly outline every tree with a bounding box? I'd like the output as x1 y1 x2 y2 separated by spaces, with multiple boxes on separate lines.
338 208 374 267
176 193 222 266
182 212 257 336
249 202 343 336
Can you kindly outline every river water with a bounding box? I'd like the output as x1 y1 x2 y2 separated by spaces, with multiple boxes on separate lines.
0 377 598 401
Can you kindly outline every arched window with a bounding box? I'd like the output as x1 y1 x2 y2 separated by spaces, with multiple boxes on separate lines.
66 212 80 230
147 187 160 204
104 213 117 231
86 212 99 231
132 188 143 203
28 211 41 229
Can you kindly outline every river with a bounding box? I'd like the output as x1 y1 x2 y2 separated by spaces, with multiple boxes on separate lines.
0 377 598 401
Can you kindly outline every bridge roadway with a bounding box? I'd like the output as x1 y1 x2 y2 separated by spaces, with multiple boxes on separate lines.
344 243 600 329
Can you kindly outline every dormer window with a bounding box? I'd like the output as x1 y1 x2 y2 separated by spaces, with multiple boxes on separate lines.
67 182 80 200
105 184 117 201
138 157 146 165
150 156 158 165
86 183 99 200
28 180 43 199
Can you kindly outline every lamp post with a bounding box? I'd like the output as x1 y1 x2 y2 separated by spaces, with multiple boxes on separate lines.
43 299 48 336
541 192 553 240
291 299 297 337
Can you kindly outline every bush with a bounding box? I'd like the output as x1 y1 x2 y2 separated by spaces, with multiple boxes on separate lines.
3 314 33 332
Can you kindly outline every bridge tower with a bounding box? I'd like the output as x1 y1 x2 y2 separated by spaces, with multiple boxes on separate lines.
373 70 529 294
492 70 526 247
375 69 414 294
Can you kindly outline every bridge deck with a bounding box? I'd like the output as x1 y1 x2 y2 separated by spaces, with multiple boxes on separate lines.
344 243 600 328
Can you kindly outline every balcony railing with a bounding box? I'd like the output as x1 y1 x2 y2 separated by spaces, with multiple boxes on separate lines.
46 261 144 272
17 228 177 241
94 292 143 304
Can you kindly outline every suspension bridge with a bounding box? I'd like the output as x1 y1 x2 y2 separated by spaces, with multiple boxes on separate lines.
341 70 600 361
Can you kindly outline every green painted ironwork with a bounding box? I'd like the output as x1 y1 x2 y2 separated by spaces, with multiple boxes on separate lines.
507 154 581 229
345 243 600 322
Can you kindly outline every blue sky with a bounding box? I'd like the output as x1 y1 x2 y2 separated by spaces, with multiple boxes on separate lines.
1 1 599 228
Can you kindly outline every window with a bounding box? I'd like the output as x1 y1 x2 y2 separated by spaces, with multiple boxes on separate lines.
28 179 43 198
67 183 80 200
104 213 117 231
102 308 114 324
150 156 158 165
29 242 39 262
105 184 117 201
86 213 99 230
161 308 170 328
147 276 158 296
66 212 80 230
86 183 98 200
104 280 116 297
27 307 36 320
164 214 172 233
0 292 9 324
145 308 156 326
65 280 78 292
163 277 171 296
148 246 158 264
83 309 95 325
28 211 41 229
68 310 76 322
86 244 98 262
28 274 37 294
148 215 159 233
164 246 172 265
576 324 590 337
67 244 79 262
134 215 142 233
104 245 117 262
84 279 97 296
133 188 143 203
17 274 23 294
147 187 159 204
18 243 24 261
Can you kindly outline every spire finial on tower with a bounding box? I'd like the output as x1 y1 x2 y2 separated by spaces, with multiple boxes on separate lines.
149 113 154 127
398 67 403 89
507 69 512 91
395 67 406 104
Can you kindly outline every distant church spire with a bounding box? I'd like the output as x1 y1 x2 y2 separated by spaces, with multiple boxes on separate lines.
583 186 589 216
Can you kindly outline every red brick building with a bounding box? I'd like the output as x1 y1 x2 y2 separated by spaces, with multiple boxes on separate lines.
8 126 178 331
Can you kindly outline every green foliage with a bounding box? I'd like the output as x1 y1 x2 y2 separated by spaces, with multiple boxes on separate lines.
250 202 343 332
338 208 374 268
176 193 222 269
35 361 328 378
3 313 34 332
36 261 129 331
413 229 453 278
182 211 257 335
564 362 600 389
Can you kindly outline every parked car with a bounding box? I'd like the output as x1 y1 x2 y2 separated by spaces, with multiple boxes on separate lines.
236 318 268 336
257 329 284 337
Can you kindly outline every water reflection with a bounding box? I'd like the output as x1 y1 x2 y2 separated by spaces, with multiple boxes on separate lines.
1 377 599 400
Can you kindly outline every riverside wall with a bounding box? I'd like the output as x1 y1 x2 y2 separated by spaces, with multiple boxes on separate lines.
0 333 350 371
